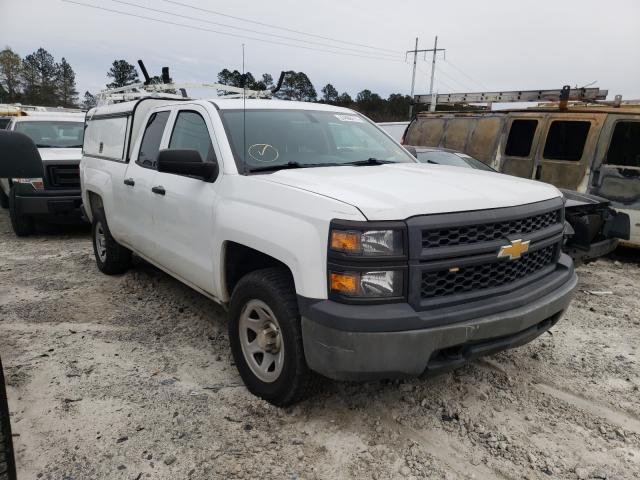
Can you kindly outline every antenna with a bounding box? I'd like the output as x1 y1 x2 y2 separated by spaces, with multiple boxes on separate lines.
242 44 247 174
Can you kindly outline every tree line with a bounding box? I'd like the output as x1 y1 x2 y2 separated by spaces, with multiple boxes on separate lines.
0 49 420 121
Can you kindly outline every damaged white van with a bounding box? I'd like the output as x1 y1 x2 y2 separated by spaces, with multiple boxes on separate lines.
0 93 579 405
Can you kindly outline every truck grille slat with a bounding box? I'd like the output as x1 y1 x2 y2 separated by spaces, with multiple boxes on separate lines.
407 198 565 310
420 244 556 299
47 165 80 189
422 209 560 249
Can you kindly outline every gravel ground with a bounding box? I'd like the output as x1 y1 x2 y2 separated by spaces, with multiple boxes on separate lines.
0 209 639 480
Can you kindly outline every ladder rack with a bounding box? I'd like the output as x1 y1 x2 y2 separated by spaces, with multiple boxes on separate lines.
413 86 608 106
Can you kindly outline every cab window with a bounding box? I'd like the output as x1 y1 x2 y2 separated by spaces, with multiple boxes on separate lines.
168 111 215 162
543 120 590 161
137 111 170 168
606 121 640 167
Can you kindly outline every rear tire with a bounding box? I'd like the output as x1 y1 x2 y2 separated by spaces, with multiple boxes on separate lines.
92 208 131 275
8 187 34 237
229 268 318 406
0 357 17 480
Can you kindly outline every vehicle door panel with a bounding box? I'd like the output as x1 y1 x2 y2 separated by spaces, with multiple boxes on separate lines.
117 110 171 257
499 113 545 179
536 113 604 190
589 114 640 244
151 106 220 293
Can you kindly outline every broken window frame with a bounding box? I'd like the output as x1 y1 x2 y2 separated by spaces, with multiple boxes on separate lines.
604 120 640 168
504 119 538 158
542 120 592 162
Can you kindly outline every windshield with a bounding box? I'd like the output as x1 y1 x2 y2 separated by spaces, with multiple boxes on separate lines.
220 109 415 173
0 118 11 130
415 150 495 172
14 121 84 148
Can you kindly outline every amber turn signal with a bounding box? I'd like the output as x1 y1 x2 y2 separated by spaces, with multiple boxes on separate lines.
330 272 359 295
330 230 361 254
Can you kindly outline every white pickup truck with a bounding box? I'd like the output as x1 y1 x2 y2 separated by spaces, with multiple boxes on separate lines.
66 97 577 405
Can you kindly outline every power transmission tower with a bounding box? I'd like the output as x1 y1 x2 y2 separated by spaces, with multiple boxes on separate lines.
427 36 445 111
406 36 446 118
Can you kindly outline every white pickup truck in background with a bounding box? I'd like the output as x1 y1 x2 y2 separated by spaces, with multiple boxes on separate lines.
49 97 579 405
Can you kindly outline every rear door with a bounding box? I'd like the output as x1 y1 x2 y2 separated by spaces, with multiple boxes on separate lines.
118 109 171 257
535 113 604 190
151 104 221 293
499 113 545 179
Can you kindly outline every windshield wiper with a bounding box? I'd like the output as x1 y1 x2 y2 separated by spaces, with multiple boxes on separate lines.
36 144 55 148
248 161 342 173
343 158 395 166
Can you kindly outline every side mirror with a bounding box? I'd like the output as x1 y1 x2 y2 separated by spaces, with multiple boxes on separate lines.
157 149 219 182
0 130 44 178
404 146 417 158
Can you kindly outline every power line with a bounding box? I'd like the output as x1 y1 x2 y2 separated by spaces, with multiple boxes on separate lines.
61 0 406 63
442 59 487 90
108 0 402 59
432 63 476 92
160 0 403 55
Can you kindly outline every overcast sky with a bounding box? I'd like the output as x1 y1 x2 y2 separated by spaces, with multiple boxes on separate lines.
1 0 639 102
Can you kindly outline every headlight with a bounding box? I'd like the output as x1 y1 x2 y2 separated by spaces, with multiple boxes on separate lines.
330 270 404 298
12 177 44 190
330 228 404 256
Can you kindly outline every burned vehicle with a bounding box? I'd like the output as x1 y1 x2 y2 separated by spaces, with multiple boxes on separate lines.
403 87 635 251
407 146 630 262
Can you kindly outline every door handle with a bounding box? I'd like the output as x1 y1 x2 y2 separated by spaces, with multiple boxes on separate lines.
151 186 166 195
123 178 135 187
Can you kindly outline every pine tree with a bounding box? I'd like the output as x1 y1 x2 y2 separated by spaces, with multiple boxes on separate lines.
106 60 139 89
56 57 78 107
82 91 97 110
21 48 59 105
0 47 23 102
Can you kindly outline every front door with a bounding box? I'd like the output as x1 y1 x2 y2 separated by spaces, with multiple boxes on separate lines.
590 114 640 245
151 105 221 293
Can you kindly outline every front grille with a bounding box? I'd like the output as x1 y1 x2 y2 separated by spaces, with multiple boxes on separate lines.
47 164 80 189
422 209 560 249
420 244 557 299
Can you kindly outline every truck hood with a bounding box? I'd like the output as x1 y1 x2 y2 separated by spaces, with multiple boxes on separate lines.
38 147 82 164
258 163 561 220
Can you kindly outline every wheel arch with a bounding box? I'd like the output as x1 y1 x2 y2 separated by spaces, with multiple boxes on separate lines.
223 241 295 301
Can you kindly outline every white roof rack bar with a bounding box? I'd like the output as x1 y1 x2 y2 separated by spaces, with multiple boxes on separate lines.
96 81 272 105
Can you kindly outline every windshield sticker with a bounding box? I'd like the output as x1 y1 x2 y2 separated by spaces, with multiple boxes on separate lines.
334 114 363 123
248 143 280 163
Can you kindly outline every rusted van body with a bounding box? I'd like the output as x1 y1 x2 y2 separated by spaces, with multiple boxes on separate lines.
404 106 640 246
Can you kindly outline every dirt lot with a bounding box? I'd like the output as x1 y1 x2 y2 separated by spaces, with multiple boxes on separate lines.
0 210 639 480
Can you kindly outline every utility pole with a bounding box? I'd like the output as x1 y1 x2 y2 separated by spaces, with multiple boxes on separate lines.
406 36 446 118
407 37 419 119
428 36 444 111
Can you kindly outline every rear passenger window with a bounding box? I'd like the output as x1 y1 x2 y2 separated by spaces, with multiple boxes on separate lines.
543 121 590 161
505 119 537 157
137 111 170 168
169 111 215 162
606 121 640 167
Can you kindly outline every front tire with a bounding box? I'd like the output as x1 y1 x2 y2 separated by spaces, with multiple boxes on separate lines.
229 268 317 406
8 187 34 237
92 208 131 275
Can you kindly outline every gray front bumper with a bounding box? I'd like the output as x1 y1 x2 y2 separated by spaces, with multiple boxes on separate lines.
302 268 577 381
